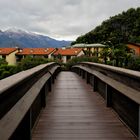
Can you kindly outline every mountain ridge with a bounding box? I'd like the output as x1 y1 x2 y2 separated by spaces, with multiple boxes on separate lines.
0 28 72 48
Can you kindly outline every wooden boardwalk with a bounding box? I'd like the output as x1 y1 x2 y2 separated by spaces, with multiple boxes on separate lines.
32 72 136 140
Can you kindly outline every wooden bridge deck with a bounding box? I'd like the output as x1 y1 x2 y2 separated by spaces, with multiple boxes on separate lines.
32 72 136 140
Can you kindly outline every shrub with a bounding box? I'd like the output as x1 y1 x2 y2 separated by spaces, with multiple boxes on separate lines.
1 71 11 79
0 65 18 73
0 56 55 80
106 61 113 66
0 58 7 66
0 65 20 79
65 56 98 70
18 56 51 70
0 68 5 76
127 57 140 71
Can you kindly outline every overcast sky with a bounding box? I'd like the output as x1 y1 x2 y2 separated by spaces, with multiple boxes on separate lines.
0 0 140 40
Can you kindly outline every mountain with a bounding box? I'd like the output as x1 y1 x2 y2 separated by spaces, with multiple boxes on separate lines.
0 28 72 48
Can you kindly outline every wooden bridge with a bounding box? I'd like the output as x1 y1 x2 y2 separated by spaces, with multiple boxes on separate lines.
0 62 140 140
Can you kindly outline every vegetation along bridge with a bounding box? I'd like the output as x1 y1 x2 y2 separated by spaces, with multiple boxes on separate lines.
0 62 140 140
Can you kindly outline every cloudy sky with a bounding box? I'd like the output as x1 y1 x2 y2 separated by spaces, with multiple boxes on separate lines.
0 0 140 40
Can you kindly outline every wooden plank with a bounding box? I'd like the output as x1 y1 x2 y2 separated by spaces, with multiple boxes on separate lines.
32 72 136 140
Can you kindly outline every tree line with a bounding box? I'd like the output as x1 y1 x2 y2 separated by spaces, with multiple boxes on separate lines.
72 7 140 45
0 57 53 80
71 7 140 71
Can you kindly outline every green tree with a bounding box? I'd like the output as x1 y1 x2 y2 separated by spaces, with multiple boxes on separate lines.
73 7 140 45
113 44 132 67
100 47 111 64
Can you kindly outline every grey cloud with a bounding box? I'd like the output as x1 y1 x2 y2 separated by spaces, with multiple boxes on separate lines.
0 0 140 40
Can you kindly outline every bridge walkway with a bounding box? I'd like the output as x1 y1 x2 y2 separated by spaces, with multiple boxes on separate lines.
32 71 136 140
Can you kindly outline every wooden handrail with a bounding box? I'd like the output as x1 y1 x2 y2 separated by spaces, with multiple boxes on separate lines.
0 62 56 94
0 72 51 140
80 62 140 79
72 63 140 137
0 62 60 140
77 62 140 92
73 65 140 104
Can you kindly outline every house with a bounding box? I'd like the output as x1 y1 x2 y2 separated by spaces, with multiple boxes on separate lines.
0 48 18 65
53 48 84 63
16 48 56 61
127 43 140 56
72 43 106 57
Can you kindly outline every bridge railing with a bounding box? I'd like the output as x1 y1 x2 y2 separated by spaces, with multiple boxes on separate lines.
0 62 60 140
72 62 140 139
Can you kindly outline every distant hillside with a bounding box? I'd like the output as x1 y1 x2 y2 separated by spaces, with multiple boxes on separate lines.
72 7 140 45
0 29 72 48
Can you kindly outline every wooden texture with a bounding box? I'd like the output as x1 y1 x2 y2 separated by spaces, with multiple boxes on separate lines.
0 64 60 140
73 65 140 104
32 72 136 140
78 62 140 91
0 73 51 140
0 63 58 119
73 65 140 136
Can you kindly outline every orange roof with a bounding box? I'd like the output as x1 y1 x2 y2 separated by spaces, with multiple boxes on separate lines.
0 48 17 55
53 48 83 56
16 48 55 55
128 43 140 48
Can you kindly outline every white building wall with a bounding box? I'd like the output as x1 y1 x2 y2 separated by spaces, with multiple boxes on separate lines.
71 56 75 59
77 50 84 56
48 54 52 59
48 49 56 59
62 56 67 63
6 50 18 65
62 50 84 63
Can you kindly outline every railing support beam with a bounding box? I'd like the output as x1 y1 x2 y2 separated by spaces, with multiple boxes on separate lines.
10 109 32 140
93 76 98 92
138 105 140 140
86 72 90 84
105 84 112 107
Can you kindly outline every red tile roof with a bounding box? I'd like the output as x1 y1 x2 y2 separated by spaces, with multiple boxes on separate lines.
53 48 83 56
16 48 55 55
0 48 17 55
128 43 140 48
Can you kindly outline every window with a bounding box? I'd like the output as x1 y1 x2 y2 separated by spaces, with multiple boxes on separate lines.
2 55 6 59
66 56 71 61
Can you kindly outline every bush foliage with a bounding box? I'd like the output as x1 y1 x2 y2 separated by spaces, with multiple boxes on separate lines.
0 56 54 80
0 65 20 79
0 58 7 65
0 54 140 80
64 56 99 70
18 56 53 70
